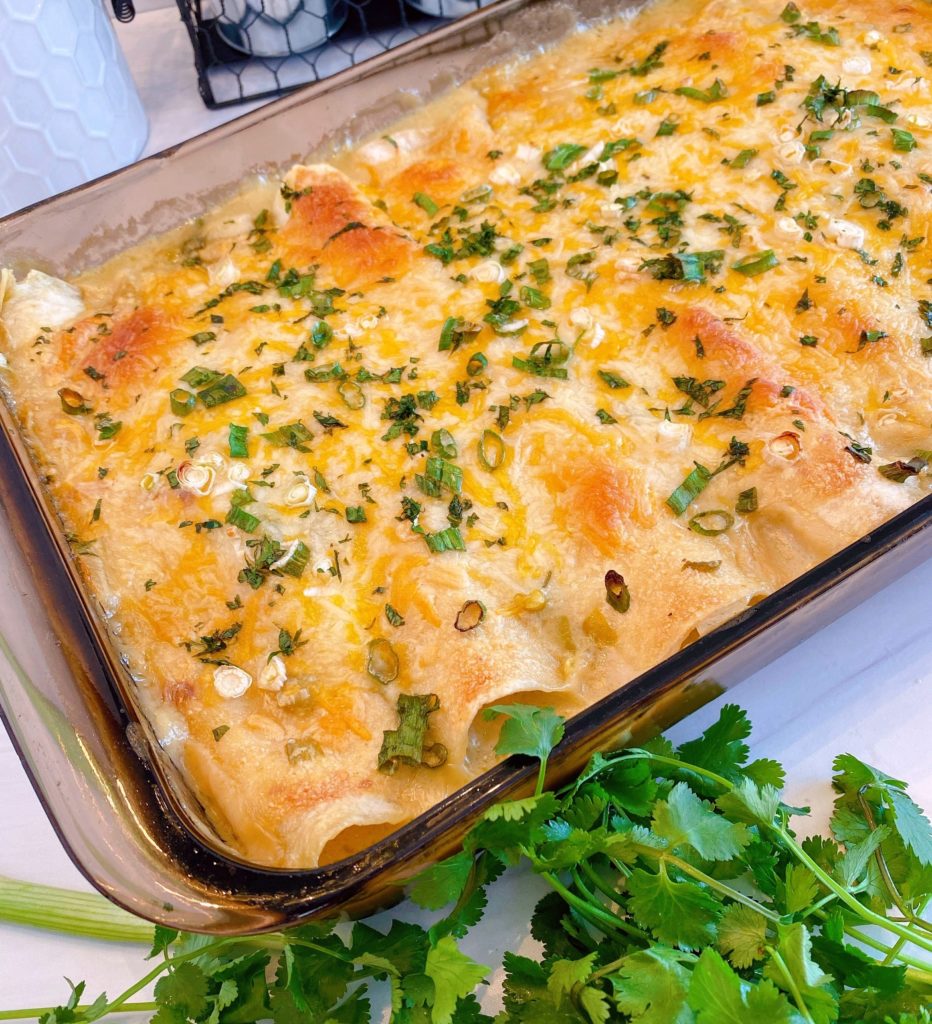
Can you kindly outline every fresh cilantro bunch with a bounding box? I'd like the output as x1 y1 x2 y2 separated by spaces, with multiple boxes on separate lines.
407 704 932 1023
3 705 930 1024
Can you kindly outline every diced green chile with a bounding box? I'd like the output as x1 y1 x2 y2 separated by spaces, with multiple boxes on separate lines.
604 570 631 613
688 509 735 536
58 388 91 415
478 429 505 470
454 600 486 632
367 637 399 684
337 379 366 410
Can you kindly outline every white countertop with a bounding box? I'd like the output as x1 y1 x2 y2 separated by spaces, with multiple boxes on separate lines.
0 7 930 1013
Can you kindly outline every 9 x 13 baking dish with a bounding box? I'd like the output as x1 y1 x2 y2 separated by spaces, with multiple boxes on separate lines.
0 0 930 932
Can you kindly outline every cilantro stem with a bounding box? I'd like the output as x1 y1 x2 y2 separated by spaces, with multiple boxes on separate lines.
766 946 816 1024
655 852 781 924
535 753 550 797
772 825 932 953
622 751 734 791
858 793 932 936
0 1004 158 1020
540 871 634 939
572 865 650 941
816 913 932 973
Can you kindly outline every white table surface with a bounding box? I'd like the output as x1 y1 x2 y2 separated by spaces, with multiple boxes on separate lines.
1 7 930 1014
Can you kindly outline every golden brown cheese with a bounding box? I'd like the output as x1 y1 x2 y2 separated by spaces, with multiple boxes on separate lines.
2 0 931 867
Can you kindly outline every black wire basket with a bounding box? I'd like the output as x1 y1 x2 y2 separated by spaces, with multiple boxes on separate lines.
174 0 498 108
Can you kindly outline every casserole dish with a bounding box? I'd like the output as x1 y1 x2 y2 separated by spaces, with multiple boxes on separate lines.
0 0 930 932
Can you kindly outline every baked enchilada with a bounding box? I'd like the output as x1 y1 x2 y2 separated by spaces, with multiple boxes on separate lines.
1 0 930 867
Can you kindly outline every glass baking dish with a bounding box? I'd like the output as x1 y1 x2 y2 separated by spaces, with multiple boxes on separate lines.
0 0 930 934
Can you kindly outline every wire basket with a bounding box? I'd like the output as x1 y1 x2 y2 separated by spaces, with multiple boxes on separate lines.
175 0 499 108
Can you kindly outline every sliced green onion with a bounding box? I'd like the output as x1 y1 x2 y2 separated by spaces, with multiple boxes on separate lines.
666 463 712 516
439 316 481 353
730 148 758 169
454 600 486 632
261 421 313 451
598 369 629 389
180 366 222 388
228 423 249 458
604 570 631 613
58 388 91 415
478 429 505 470
378 693 446 774
276 540 310 577
413 192 439 216
198 374 246 407
865 103 897 124
735 487 759 514
461 183 493 203
891 128 917 153
311 321 333 349
171 389 196 417
466 352 488 377
732 250 779 277
345 505 367 524
674 78 728 103
337 379 366 410
425 455 463 494
688 509 734 536
422 526 466 553
431 428 458 459
304 362 345 382
520 285 550 310
367 637 399 684
543 143 586 171
226 505 260 532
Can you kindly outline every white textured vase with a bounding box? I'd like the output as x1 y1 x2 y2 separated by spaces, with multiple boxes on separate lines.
0 0 148 218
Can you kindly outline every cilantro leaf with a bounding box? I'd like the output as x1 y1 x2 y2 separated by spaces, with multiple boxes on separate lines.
408 852 474 910
716 905 767 968
154 963 210 1018
832 754 932 867
484 705 565 762
763 922 838 1024
500 952 579 1023
652 782 751 861
716 778 781 827
424 937 489 1024
676 704 751 783
148 926 180 960
778 862 821 916
530 892 591 961
429 850 504 942
687 948 801 1023
350 919 428 979
627 864 722 948
546 952 597 1001
610 946 694 1023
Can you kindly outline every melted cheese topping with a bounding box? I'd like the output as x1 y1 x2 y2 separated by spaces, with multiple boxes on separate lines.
2 0 931 867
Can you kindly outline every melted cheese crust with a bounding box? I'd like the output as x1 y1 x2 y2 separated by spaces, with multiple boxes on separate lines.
2 0 930 867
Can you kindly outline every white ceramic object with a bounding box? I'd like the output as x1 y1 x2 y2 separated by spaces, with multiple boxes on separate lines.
211 0 347 58
0 0 148 218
